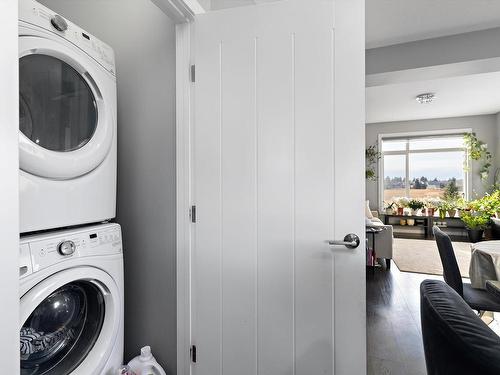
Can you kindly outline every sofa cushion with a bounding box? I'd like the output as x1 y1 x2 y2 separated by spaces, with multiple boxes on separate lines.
365 200 373 219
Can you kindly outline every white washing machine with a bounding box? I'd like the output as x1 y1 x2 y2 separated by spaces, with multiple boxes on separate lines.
19 223 124 375
19 0 117 233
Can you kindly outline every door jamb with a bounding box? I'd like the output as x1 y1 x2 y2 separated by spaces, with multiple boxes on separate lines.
176 20 193 375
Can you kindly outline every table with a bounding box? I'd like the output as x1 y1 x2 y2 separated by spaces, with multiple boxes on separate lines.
383 214 433 238
470 241 500 289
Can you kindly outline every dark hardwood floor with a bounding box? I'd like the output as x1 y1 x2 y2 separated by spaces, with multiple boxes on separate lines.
367 265 441 375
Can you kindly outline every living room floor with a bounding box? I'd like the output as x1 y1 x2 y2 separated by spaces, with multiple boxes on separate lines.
367 265 440 375
367 258 500 375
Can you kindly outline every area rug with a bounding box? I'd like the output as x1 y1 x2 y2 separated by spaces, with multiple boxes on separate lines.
392 238 471 277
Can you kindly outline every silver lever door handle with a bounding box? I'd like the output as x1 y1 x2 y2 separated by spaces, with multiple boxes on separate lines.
328 233 360 249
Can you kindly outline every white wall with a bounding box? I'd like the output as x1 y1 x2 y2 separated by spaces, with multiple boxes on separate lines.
0 0 19 373
366 115 498 209
39 0 177 371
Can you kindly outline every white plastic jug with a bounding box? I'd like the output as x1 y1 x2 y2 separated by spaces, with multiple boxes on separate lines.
127 346 167 375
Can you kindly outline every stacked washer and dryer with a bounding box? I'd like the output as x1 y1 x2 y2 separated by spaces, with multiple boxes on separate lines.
18 0 123 374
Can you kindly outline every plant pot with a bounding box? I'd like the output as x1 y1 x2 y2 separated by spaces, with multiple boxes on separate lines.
467 229 484 243
407 219 415 226
447 209 457 218
399 219 407 226
439 209 446 220
427 208 435 217
397 207 404 215
385 208 394 215
410 209 418 216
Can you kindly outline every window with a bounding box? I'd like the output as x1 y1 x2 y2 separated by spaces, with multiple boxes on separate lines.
380 133 468 206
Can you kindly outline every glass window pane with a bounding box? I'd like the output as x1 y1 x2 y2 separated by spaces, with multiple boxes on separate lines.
409 136 464 150
19 54 98 152
382 139 406 152
409 151 465 199
383 154 406 202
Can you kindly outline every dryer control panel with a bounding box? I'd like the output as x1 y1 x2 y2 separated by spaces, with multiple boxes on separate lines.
20 223 122 278
19 0 116 76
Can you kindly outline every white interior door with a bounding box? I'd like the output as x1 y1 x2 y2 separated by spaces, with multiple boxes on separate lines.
190 0 365 374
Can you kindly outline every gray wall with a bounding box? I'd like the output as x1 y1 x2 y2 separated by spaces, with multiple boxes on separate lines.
38 0 177 371
366 115 498 210
0 1 20 372
366 27 500 75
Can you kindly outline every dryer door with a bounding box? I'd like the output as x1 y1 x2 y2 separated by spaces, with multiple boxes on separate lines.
19 36 114 180
20 267 121 375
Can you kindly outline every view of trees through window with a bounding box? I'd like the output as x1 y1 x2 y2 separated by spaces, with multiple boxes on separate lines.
381 135 466 203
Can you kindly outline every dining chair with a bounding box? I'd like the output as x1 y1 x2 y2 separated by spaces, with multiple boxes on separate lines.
433 226 500 312
420 280 500 375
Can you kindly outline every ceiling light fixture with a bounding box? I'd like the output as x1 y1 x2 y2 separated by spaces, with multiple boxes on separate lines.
416 93 436 104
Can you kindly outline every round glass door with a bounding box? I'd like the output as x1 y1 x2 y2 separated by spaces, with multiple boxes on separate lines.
19 54 98 153
20 281 105 375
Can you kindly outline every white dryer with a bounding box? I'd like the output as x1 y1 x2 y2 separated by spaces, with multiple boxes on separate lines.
19 0 117 233
19 223 124 375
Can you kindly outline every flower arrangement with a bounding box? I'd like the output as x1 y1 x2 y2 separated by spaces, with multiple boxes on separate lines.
395 197 410 208
424 197 441 209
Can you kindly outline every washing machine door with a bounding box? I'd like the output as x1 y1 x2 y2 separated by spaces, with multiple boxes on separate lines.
18 36 114 180
20 267 121 375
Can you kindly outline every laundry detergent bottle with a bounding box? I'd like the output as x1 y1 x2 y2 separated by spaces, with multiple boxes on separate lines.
127 346 167 375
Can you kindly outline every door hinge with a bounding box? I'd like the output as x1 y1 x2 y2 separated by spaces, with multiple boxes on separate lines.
190 65 196 83
190 345 197 363
190 205 196 223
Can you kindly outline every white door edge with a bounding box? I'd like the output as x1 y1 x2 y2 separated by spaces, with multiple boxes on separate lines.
176 20 194 375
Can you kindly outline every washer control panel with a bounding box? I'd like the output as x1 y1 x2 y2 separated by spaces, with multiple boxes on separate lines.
20 224 122 277
19 0 116 76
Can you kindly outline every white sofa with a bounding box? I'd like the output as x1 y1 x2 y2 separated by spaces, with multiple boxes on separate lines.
366 203 394 269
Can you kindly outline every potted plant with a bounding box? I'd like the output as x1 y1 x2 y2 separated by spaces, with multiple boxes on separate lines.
395 197 409 215
425 198 441 217
408 199 424 216
445 200 457 218
384 201 396 215
456 197 468 217
460 210 490 242
437 200 448 219
365 145 381 181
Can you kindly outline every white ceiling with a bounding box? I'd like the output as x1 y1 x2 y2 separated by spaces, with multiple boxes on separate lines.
366 71 500 124
367 0 500 49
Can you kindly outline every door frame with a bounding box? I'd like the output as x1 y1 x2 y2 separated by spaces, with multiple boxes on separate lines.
176 20 194 375
176 1 366 373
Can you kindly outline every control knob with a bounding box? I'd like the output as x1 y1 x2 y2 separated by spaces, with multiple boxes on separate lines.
50 15 68 32
58 240 76 256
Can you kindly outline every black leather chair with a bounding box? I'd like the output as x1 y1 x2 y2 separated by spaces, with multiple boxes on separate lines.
433 226 500 312
421 280 500 375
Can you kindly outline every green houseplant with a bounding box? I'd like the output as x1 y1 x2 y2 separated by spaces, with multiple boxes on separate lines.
408 199 424 216
365 145 381 181
464 132 492 182
460 210 490 242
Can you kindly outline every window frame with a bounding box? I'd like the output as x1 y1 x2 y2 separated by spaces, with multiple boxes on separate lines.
377 129 472 211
